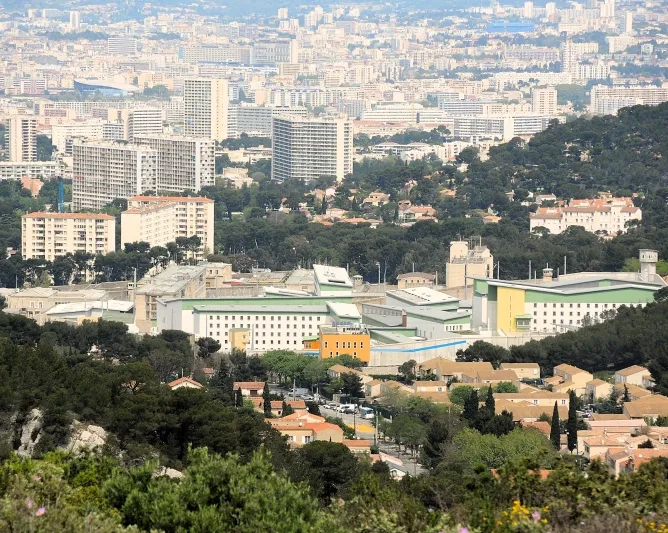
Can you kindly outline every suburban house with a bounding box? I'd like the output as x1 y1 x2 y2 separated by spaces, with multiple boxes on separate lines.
249 398 307 417
380 380 414 396
343 439 371 454
268 413 343 447
460 369 520 388
643 375 656 390
233 381 265 397
585 379 613 401
608 448 668 477
396 272 436 290
493 391 569 407
168 377 204 391
551 364 594 396
413 381 449 393
362 191 390 206
614 365 652 387
364 379 384 398
499 363 541 380
418 359 494 381
614 383 652 401
495 399 568 423
397 203 437 224
583 437 624 461
413 391 451 404
327 365 373 385
623 395 668 421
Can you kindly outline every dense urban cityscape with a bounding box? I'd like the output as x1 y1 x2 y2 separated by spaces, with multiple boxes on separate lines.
1 0 668 531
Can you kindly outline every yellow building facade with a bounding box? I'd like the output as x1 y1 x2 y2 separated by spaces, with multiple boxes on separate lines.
318 326 370 363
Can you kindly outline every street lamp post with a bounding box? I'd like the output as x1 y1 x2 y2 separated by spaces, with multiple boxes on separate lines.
376 261 381 285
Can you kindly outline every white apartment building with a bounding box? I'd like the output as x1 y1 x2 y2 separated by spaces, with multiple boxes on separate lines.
72 141 158 211
184 78 229 141
108 108 164 141
22 212 116 261
8 116 37 162
361 104 447 123
69 11 80 30
133 135 215 192
107 36 138 55
51 121 105 152
192 305 331 352
530 198 641 236
121 196 215 257
590 85 668 114
532 87 557 115
227 105 308 138
272 115 353 182
452 115 554 141
593 97 643 116
0 161 59 180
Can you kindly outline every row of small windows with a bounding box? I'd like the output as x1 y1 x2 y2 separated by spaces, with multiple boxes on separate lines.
209 323 313 329
210 315 319 321
324 341 364 349
532 302 619 309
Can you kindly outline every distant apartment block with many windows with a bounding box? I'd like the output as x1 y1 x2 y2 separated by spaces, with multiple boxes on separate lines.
22 212 116 261
121 196 215 257
530 197 641 236
134 135 216 193
72 140 158 211
272 115 353 182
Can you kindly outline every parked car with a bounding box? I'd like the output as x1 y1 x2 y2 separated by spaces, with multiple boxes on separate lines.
325 402 339 410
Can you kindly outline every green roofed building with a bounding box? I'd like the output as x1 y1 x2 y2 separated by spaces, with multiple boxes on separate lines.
472 250 665 334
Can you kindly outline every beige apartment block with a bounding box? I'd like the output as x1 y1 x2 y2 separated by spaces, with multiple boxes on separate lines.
134 264 207 332
6 287 106 324
8 116 37 162
22 212 116 262
184 78 228 141
121 196 214 257
446 240 494 288
531 86 557 115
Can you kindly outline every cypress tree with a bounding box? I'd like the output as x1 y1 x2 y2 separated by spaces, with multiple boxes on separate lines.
550 401 561 450
282 400 294 416
485 386 495 415
235 387 243 407
567 389 578 452
263 382 272 418
461 389 479 424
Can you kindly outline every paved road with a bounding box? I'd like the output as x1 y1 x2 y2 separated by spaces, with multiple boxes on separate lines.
320 406 426 475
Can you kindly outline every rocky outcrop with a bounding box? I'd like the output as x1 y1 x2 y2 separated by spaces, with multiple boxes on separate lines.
66 422 107 454
154 466 184 479
16 409 43 458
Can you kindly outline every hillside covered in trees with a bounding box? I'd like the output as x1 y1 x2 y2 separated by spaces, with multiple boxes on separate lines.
3 104 668 286
3 305 668 531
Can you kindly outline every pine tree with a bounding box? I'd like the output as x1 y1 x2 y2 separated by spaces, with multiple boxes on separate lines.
550 401 561 450
263 382 272 418
567 389 578 452
461 389 479 424
623 384 631 403
282 400 294 417
485 386 495 415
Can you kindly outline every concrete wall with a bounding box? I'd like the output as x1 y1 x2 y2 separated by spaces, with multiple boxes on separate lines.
367 331 551 367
